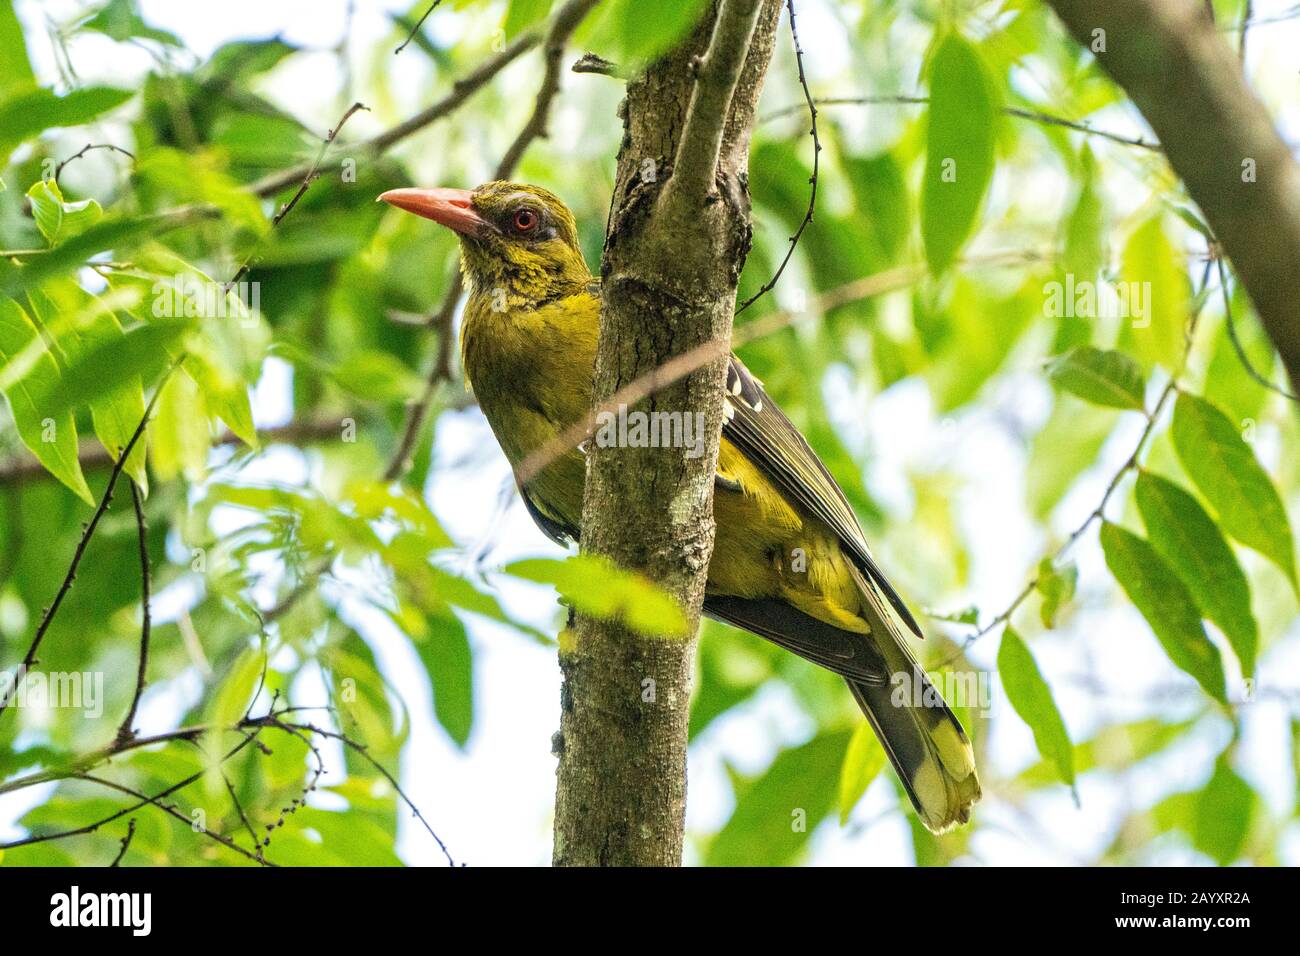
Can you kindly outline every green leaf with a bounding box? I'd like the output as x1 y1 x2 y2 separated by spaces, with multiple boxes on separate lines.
1045 346 1146 410
1192 755 1254 865
921 31 1000 273
842 149 909 266
0 86 133 156
79 0 182 46
581 0 708 65
332 350 424 403
1119 215 1189 371
998 627 1075 791
1036 557 1077 629
504 0 552 38
707 730 852 866
26 180 103 246
1135 471 1258 677
1100 521 1227 704
0 0 35 100
412 609 474 747
1171 392 1297 590
838 721 887 823
150 371 208 481
1204 289 1274 425
930 277 1036 412
199 37 298 85
1026 394 1116 519
0 216 164 297
1062 146 1104 284
202 645 264 798
182 350 257 447
0 296 93 503
35 319 190 426
26 284 151 489
135 148 267 234
506 555 690 637
1017 718 1196 789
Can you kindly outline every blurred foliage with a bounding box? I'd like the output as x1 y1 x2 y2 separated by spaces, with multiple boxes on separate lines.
0 0 1297 867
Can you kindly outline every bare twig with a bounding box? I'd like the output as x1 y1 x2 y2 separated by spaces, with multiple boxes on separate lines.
53 143 136 184
735 0 819 316
395 1 442 55
223 772 266 864
108 818 135 867
225 101 369 291
250 33 541 197
382 279 460 482
0 728 264 852
762 95 1161 151
0 417 351 485
0 362 175 720
1215 254 1298 403
114 480 152 746
271 717 457 866
74 772 274 866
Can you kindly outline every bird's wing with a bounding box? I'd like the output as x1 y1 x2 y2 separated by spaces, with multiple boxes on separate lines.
721 354 924 638
703 594 888 683
518 482 579 547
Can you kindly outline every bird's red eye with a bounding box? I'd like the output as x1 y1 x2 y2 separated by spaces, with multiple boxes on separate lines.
513 208 538 233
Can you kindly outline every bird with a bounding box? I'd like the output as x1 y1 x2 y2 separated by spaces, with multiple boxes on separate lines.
378 180 980 832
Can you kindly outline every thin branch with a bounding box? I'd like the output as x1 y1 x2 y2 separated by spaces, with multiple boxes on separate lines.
383 279 460 482
272 717 457 866
249 32 541 198
53 142 136 184
0 727 264 852
222 772 266 864
0 725 212 797
225 101 369 291
0 362 175 720
762 95 1161 151
735 0 818 316
108 818 135 867
73 772 274 866
1215 253 1298 402
661 0 765 211
114 480 152 746
0 417 351 485
395 0 442 55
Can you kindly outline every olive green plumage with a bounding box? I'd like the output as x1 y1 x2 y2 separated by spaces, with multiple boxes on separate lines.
386 179 980 832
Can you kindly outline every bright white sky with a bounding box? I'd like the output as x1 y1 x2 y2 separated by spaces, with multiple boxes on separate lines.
4 0 1299 867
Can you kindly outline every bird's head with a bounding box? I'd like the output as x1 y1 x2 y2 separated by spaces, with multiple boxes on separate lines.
378 181 591 304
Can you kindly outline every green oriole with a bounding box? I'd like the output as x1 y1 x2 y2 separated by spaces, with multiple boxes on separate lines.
379 181 980 831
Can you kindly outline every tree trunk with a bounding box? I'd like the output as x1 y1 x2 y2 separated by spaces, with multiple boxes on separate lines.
552 0 784 867
1045 0 1300 390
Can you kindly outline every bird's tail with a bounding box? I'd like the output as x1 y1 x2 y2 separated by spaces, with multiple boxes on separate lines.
847 626 980 833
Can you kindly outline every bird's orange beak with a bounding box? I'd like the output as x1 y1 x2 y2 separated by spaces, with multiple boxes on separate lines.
377 187 489 237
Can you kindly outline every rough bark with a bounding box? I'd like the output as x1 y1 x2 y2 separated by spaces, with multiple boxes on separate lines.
1046 0 1300 390
552 0 783 867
